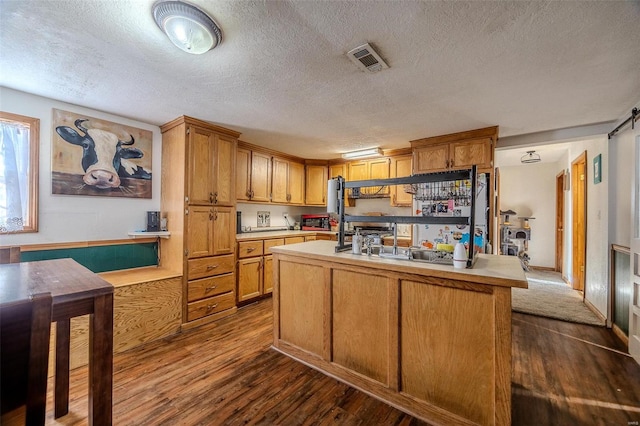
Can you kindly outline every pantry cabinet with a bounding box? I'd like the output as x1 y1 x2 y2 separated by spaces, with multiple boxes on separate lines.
305 164 328 206
160 115 240 328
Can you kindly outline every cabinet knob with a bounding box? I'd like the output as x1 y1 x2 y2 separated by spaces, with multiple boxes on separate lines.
205 285 217 292
206 265 218 271
213 192 218 204
209 210 214 220
206 303 218 312
247 247 256 252
214 209 218 220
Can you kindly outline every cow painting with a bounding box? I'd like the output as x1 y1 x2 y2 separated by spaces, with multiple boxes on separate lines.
51 109 152 198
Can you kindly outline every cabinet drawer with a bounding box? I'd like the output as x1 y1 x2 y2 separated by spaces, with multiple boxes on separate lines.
187 254 235 280
237 240 264 258
285 236 305 245
264 238 284 254
187 273 235 302
187 291 236 322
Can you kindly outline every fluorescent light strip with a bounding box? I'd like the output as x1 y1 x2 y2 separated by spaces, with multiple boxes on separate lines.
341 147 383 159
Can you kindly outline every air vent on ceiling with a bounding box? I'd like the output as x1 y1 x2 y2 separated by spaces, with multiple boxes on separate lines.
347 43 389 73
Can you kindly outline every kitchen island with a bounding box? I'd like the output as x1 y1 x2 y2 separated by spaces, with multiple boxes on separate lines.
271 240 527 426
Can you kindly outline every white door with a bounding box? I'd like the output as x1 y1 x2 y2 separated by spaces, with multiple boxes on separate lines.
630 135 640 364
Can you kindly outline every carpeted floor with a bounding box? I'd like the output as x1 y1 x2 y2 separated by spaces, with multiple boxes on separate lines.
511 269 605 326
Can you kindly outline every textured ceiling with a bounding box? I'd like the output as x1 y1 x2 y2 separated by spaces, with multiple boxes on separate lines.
1 0 639 159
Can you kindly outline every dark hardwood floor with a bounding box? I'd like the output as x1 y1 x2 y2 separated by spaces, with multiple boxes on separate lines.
44 298 640 425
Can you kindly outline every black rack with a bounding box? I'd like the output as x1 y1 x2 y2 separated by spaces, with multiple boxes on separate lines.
332 166 478 268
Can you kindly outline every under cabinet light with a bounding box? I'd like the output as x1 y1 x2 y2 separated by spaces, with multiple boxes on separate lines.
341 148 383 159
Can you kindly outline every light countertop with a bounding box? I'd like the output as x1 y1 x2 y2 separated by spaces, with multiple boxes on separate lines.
236 230 334 241
270 240 528 289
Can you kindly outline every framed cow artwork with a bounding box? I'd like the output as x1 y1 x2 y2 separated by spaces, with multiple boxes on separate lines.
51 108 152 198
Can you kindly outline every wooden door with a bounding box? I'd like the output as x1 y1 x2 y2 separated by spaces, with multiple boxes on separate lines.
213 135 236 206
305 165 327 205
571 152 587 292
450 138 493 170
186 206 214 258
236 147 251 201
212 206 234 255
556 171 565 274
250 152 272 202
187 126 215 205
237 257 262 302
263 255 273 294
271 157 289 203
390 155 413 206
368 157 390 195
629 135 640 364
288 161 305 204
413 144 449 173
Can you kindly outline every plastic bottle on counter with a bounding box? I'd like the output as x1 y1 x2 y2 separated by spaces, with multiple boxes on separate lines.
453 242 467 269
352 230 362 255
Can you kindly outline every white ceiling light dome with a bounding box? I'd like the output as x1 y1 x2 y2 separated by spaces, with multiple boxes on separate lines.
152 1 222 54
521 150 541 164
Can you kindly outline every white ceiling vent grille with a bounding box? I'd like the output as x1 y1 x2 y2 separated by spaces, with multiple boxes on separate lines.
347 43 389 73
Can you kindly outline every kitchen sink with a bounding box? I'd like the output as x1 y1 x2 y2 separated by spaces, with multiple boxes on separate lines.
410 249 454 265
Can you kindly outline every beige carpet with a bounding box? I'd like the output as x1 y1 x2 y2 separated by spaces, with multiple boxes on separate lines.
511 270 605 326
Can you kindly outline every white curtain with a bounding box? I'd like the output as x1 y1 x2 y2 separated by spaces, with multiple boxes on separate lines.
0 121 30 232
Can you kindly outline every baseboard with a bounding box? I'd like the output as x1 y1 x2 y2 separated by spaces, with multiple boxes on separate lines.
612 323 629 347
584 298 607 325
562 275 570 286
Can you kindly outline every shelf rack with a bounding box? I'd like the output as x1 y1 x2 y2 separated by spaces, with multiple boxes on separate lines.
332 166 477 268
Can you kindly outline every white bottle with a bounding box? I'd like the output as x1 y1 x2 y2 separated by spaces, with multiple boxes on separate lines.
453 242 466 269
352 230 362 255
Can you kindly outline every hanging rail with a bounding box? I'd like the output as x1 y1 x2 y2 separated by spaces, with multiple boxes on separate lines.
608 107 638 139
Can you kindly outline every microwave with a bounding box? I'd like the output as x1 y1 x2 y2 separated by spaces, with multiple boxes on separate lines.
301 214 331 231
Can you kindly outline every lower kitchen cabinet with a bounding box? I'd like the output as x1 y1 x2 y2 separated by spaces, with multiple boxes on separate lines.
185 254 237 325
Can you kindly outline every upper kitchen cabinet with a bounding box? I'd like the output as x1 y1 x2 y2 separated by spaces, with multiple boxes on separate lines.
236 143 272 203
389 154 413 206
305 163 328 206
411 126 497 174
186 125 237 206
348 157 390 196
271 156 304 204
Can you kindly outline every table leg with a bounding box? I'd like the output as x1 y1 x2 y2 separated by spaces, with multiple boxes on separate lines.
89 293 113 426
54 319 71 418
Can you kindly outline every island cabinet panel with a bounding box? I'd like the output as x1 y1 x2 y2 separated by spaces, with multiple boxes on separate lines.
400 280 495 425
278 261 325 355
332 270 389 385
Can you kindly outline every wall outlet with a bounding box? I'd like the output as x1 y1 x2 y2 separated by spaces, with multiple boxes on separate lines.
283 212 289 219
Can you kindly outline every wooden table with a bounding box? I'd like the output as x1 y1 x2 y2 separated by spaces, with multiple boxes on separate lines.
0 258 114 425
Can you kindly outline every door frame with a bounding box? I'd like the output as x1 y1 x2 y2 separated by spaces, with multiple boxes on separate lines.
571 151 587 293
555 171 565 274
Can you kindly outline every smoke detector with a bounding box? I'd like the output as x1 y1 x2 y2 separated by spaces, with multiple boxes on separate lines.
346 43 389 73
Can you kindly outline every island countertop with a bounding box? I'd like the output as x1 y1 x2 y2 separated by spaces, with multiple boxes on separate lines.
270 240 527 289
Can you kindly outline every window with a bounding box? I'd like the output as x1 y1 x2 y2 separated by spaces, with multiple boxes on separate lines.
0 112 39 233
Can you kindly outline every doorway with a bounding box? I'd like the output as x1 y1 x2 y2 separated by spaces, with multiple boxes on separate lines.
555 171 565 275
571 152 587 292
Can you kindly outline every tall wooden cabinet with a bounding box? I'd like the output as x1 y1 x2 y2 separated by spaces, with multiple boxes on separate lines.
160 116 240 329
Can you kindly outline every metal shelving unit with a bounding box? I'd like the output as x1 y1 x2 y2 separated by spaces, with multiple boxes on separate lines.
330 166 478 268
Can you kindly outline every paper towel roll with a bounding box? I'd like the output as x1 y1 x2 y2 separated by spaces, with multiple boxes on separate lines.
327 179 338 213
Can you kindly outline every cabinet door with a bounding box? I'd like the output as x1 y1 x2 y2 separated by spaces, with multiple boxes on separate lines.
449 138 493 170
263 255 273 295
237 257 262 302
330 163 347 179
413 144 449 173
271 157 289 203
251 151 272 202
236 147 251 201
306 165 327 206
348 161 368 197
288 161 305 204
390 155 413 206
186 206 214 258
212 206 234 255
187 126 215 205
368 158 390 196
214 135 236 206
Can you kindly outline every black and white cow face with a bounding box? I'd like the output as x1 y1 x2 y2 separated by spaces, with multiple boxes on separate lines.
55 119 151 189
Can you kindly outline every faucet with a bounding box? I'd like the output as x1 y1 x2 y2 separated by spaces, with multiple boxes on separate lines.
392 223 398 255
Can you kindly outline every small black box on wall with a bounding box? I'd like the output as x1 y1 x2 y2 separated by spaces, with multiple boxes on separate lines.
147 211 160 232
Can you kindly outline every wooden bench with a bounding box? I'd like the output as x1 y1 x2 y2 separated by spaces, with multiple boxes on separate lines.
47 267 182 374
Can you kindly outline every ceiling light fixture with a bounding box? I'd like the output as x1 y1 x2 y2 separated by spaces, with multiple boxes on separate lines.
341 147 383 159
520 150 541 164
152 1 222 54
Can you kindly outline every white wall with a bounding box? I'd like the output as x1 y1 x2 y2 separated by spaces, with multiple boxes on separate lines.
610 113 636 247
499 162 559 268
0 87 162 245
237 203 325 231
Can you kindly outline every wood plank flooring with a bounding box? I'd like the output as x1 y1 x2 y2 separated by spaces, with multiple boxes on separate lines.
43 299 640 425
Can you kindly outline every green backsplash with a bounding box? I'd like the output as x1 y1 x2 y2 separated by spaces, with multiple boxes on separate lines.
20 242 158 273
